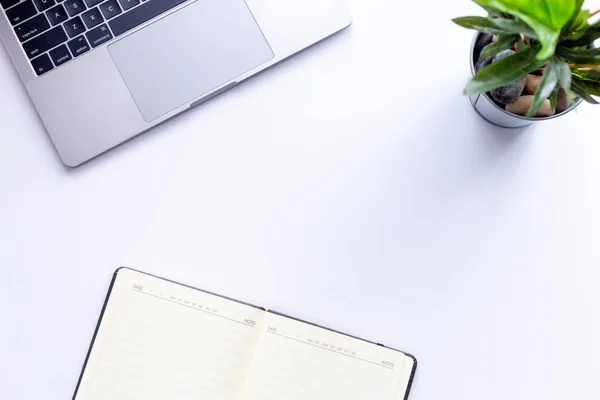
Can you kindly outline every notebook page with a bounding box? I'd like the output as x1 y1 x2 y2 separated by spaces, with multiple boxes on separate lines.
240 312 412 400
395 355 415 400
74 269 265 400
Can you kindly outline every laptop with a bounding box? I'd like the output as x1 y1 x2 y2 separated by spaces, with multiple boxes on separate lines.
0 0 351 166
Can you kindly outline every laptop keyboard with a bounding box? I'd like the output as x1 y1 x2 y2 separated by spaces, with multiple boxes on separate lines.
1 0 187 76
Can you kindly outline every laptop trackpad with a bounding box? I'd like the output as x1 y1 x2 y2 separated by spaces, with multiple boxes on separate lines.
109 0 274 122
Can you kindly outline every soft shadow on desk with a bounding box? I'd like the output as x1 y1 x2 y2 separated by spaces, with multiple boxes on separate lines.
368 93 537 254
67 26 354 175
445 95 533 164
344 97 539 318
470 114 531 161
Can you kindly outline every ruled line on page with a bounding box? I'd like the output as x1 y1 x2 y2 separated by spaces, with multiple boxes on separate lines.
265 331 394 370
131 287 255 327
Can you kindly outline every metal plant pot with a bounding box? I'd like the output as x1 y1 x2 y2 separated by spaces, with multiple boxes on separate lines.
468 33 582 128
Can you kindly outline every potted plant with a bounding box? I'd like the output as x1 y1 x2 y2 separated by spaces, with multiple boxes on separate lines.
453 0 600 128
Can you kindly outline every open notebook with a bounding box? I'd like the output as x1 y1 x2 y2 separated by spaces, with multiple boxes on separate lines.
73 268 417 400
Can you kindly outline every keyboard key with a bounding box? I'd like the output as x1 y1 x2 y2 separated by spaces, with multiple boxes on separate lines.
99 0 121 20
14 14 50 42
81 7 102 29
33 0 55 12
64 0 85 16
6 1 37 26
83 0 102 7
109 0 186 37
46 4 68 25
85 23 111 47
1 0 20 10
64 15 85 37
117 0 138 11
67 34 89 56
49 44 72 66
22 25 67 58
31 53 53 75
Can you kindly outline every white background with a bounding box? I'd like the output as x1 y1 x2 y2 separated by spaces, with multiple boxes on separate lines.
1 0 599 399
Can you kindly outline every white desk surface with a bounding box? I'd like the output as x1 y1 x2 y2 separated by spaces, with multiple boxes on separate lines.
1 1 599 399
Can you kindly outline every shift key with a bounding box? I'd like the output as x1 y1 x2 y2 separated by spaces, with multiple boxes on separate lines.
22 26 68 59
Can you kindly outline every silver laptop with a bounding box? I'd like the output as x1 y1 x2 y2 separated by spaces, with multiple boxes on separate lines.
0 0 351 166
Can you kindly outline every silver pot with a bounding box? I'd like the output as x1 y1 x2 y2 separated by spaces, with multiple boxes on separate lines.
469 33 582 128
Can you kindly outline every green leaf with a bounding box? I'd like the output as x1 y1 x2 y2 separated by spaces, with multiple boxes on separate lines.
526 58 560 117
563 0 589 35
566 21 600 46
487 8 511 19
571 69 600 95
556 47 600 65
566 27 590 41
571 78 600 103
465 46 546 95
480 35 519 57
474 0 578 60
452 16 505 35
570 10 590 31
570 69 600 103
492 17 538 38
554 57 572 89
559 48 600 56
